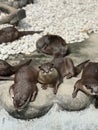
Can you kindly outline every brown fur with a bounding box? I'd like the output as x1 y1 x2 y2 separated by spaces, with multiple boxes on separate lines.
0 59 32 77
72 62 98 108
36 34 69 57
9 65 38 111
38 56 89 94
0 26 42 44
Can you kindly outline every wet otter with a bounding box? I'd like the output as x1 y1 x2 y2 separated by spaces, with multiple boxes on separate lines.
0 59 32 76
9 65 38 111
72 62 98 97
0 26 42 43
72 62 98 108
36 34 68 57
38 56 89 94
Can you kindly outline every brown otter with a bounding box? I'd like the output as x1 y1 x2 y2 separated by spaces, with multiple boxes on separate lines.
72 62 98 108
36 34 69 57
0 26 42 44
72 62 98 98
9 65 38 111
38 56 89 94
0 59 32 76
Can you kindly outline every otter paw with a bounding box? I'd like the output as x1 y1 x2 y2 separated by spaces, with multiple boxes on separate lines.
72 92 77 98
66 73 73 79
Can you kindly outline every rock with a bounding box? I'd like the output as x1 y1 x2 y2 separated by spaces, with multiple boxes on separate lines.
56 77 92 111
0 81 54 119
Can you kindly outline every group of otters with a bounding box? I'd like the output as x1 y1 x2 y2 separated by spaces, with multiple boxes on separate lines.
0 26 98 111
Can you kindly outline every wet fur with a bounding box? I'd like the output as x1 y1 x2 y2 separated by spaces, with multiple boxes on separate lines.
36 34 69 57
38 56 89 94
72 62 98 108
0 26 42 44
0 59 32 77
9 65 38 111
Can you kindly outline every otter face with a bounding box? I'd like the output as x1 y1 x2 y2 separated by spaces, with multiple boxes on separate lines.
83 85 98 96
13 91 31 111
38 63 58 84
39 63 54 73
0 60 10 69
0 60 12 76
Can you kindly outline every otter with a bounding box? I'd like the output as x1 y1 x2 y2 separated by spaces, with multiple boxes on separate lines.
36 34 69 57
72 62 98 108
38 56 89 94
9 65 38 111
72 62 98 98
0 26 42 44
0 59 32 76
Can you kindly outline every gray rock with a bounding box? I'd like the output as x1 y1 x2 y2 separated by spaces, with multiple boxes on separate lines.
56 77 92 111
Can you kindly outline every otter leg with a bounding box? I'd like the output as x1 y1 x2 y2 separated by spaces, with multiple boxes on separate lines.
41 84 48 90
31 85 38 102
53 79 62 95
64 58 75 79
72 79 83 98
9 84 15 98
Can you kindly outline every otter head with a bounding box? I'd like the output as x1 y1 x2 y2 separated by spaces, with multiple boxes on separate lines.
13 93 31 111
0 60 10 69
0 60 12 76
38 63 58 84
13 82 32 111
83 84 98 96
90 85 98 95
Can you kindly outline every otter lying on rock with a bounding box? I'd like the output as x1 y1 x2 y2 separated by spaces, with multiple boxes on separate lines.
36 34 69 57
0 59 32 76
9 64 38 111
0 26 42 44
72 62 98 108
38 55 89 94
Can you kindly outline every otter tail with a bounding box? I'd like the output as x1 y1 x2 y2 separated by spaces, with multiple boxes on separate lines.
75 60 90 75
19 30 43 37
12 59 32 73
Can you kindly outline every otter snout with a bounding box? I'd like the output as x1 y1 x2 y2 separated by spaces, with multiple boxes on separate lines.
92 86 98 93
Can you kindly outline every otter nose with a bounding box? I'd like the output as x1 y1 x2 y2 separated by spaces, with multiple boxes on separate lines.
93 87 98 93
